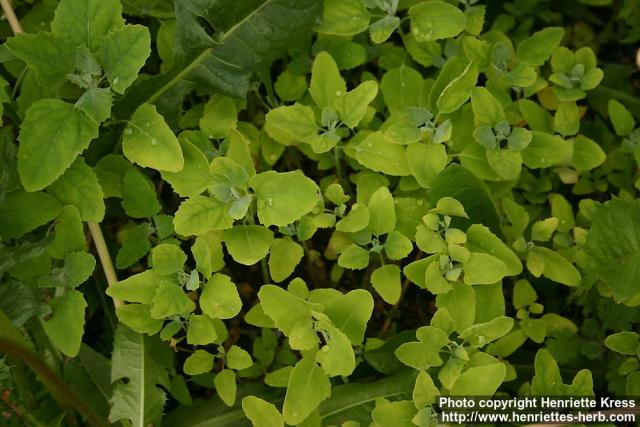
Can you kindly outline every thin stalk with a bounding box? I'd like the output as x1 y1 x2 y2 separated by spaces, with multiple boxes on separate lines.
0 0 22 34
87 222 122 307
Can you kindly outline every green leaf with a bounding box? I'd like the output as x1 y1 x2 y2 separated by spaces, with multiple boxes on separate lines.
608 99 635 136
336 80 379 128
174 196 233 236
450 362 506 395
371 265 402 304
283 358 331 425
527 246 581 287
554 102 580 136
571 135 606 171
531 349 563 395
336 203 370 232
115 223 152 269
315 0 369 36
486 149 522 180
227 345 253 370
200 95 238 139
150 280 195 318
380 66 423 114
264 103 317 145
372 400 416 426
223 225 274 265
586 198 640 301
367 186 396 236
250 171 320 227
51 0 124 51
184 350 215 376
38 251 96 288
436 284 476 332
516 27 564 66
269 238 304 282
471 87 505 126
460 317 514 347
409 1 466 42
310 52 346 111
463 252 508 285
42 290 87 357
407 142 448 189
370 15 401 44
116 0 321 116
324 289 373 345
604 332 640 356
17 99 99 191
48 205 86 259
258 285 314 337
215 369 237 407
121 168 160 218
76 87 113 123
110 325 168 426
201 273 242 320
162 136 212 197
430 164 501 235
0 190 62 240
115 304 163 335
187 314 218 346
521 131 571 169
6 33 75 89
357 132 410 176
465 224 522 276
436 61 478 115
107 270 161 304
531 218 558 242
97 25 151 94
151 244 186 275
384 231 413 261
47 158 105 222
338 244 370 270
242 396 284 427
123 104 184 172
192 232 225 279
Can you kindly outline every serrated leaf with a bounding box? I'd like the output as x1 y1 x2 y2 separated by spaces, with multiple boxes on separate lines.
17 99 99 191
51 0 125 51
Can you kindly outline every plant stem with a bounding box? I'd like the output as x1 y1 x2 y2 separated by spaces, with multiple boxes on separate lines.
0 0 22 34
87 222 122 308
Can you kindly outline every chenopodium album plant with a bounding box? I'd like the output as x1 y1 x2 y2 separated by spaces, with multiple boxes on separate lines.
0 0 639 425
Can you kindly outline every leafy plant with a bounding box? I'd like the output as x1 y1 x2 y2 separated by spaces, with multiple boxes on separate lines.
0 0 639 425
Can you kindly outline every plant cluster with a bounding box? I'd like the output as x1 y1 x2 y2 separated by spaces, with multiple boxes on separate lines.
0 0 639 426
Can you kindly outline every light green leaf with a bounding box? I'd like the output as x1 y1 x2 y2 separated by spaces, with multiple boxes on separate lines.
516 27 564 66
460 317 514 347
283 358 331 425
472 87 505 126
47 158 105 222
201 273 242 319
384 231 413 261
187 314 218 346
407 143 448 188
371 265 402 304
48 205 86 259
608 99 635 136
571 135 606 171
200 94 238 139
107 270 161 304
310 51 346 111
115 304 163 335
436 61 478 115
367 186 396 236
250 171 320 227
450 362 506 395
150 280 195 318
161 134 212 197
42 290 87 357
380 66 423 114
269 238 304 282
151 244 186 275
324 289 374 345
357 132 410 176
17 99 99 191
336 81 379 128
554 102 580 136
98 25 151 93
314 0 369 36
51 0 124 51
463 252 507 285
604 332 640 356
338 244 370 270
214 369 237 407
264 103 317 145
527 246 581 287
465 224 522 276
409 1 466 42
123 103 184 172
184 350 214 376
242 396 284 427
335 203 370 233
174 196 233 236
37 251 96 289
258 285 314 336
521 131 571 169
223 225 273 265
226 345 253 370
192 232 225 279
76 88 113 123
